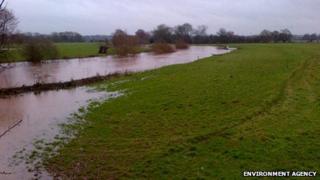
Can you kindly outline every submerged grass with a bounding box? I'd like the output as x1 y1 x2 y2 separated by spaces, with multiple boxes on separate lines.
45 44 320 179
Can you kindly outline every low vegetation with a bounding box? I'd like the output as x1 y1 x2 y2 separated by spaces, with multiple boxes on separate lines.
112 29 139 56
22 38 58 62
44 44 320 179
175 39 190 49
151 42 175 54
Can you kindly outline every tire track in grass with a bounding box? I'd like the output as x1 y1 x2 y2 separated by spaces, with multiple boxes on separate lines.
166 56 314 147
235 57 320 138
130 54 319 178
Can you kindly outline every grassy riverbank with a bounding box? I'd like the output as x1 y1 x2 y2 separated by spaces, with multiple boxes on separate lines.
0 42 149 63
45 44 320 179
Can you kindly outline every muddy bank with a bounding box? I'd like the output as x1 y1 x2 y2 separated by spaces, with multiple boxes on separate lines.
0 72 129 97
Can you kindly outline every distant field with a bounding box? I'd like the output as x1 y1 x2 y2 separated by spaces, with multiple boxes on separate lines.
43 44 320 179
0 42 102 63
55 42 103 59
0 42 148 63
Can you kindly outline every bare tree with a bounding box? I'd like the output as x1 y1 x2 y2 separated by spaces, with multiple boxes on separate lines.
310 33 318 42
192 25 208 44
175 23 193 38
135 29 150 44
174 23 193 44
193 25 208 36
217 28 234 43
0 0 5 9
152 24 173 43
279 29 292 42
112 29 139 56
0 0 17 50
260 30 273 42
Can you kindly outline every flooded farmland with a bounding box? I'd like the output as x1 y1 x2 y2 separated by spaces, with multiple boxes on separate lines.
0 46 232 179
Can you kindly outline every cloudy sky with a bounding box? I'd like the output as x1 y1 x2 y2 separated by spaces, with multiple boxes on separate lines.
8 0 320 35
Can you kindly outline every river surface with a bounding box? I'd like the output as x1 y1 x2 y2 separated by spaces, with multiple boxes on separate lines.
0 46 232 179
0 87 120 179
0 46 231 88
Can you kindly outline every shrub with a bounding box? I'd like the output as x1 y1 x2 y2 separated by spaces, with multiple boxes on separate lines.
175 39 190 49
151 43 175 54
112 29 139 56
22 38 59 62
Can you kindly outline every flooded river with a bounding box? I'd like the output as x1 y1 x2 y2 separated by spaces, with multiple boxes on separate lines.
0 46 232 179
0 46 231 89
0 87 120 179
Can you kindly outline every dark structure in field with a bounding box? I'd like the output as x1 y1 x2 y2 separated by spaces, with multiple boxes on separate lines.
99 45 109 54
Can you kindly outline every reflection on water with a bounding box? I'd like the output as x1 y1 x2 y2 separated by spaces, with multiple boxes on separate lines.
0 87 120 180
0 46 232 88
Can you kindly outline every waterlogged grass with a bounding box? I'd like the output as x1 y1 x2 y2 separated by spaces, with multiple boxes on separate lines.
45 44 320 179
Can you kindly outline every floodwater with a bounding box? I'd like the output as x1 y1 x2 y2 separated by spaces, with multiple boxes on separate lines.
0 46 233 179
0 87 120 180
0 46 232 88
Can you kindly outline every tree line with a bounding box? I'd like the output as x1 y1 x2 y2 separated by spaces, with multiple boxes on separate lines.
6 24 300 45
107 24 298 48
302 33 320 42
1 0 320 61
11 31 84 43
6 23 320 46
140 24 295 44
1 0 320 47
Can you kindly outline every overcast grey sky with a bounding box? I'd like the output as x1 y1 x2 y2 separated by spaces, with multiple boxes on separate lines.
8 0 320 35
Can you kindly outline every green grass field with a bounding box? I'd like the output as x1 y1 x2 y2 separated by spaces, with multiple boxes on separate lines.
55 42 103 59
0 42 148 63
45 44 320 179
0 42 103 62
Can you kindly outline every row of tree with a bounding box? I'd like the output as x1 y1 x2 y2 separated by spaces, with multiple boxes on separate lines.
148 24 209 44
10 24 298 45
12 31 84 43
0 0 319 49
302 33 320 42
7 25 320 46
50 32 84 42
132 24 295 44
0 0 319 59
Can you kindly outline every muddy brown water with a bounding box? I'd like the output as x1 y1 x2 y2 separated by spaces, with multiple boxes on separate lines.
0 87 120 179
0 46 232 89
0 46 232 179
